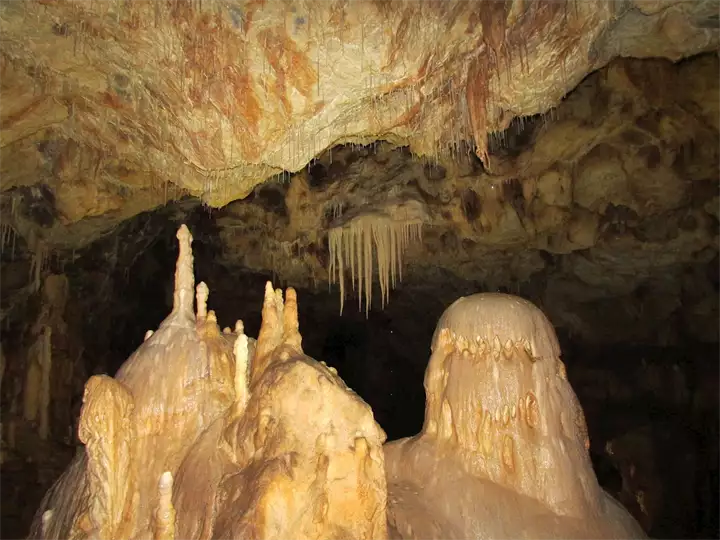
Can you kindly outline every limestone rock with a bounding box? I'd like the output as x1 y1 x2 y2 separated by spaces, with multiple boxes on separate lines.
384 293 646 539
173 282 389 540
28 225 388 540
28 226 237 539
0 0 716 238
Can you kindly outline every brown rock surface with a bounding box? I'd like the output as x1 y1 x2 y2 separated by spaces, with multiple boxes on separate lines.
0 2 717 343
0 3 718 537
0 0 716 244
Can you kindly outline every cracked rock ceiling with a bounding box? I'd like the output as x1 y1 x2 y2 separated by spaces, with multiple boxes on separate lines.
0 0 718 343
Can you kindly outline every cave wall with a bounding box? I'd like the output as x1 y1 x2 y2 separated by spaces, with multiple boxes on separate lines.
1 0 716 235
0 48 717 540
205 54 719 345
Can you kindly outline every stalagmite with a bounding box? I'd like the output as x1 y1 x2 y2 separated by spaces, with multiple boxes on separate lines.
173 225 195 318
210 282 389 540
251 282 304 382
233 332 250 415
234 320 244 334
22 223 239 539
77 375 137 540
23 331 44 427
152 472 176 540
22 232 666 540
41 510 53 538
195 282 209 320
384 293 647 539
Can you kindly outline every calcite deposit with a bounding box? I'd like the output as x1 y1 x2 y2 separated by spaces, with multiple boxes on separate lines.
0 0 717 335
0 2 716 537
384 293 646 539
28 225 388 540
26 226 646 539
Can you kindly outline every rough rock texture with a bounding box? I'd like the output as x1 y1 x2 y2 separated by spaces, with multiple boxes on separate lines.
172 282 388 540
27 225 388 540
384 292 645 539
209 52 717 342
0 2 718 536
0 1 717 346
0 0 717 247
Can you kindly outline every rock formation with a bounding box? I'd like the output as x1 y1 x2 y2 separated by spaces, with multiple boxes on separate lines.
0 0 717 337
0 1 717 537
1 0 716 247
26 226 645 539
28 225 388 540
384 293 645 539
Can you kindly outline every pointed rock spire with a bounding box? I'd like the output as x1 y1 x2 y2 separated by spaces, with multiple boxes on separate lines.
283 287 302 352
233 332 249 414
173 225 195 318
152 471 176 540
195 282 209 320
252 282 305 384
252 282 281 382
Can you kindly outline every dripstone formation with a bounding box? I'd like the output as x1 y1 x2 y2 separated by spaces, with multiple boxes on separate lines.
28 225 644 540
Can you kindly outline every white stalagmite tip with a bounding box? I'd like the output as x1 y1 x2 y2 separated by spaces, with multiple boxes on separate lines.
173 225 195 317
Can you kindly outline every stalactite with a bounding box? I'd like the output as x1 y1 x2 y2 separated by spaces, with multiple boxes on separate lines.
29 239 48 294
328 214 422 316
0 222 17 259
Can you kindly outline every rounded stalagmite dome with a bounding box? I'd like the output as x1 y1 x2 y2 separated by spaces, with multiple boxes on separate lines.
422 292 598 518
430 292 561 359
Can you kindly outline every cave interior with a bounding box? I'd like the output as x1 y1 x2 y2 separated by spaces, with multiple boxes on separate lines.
0 1 719 539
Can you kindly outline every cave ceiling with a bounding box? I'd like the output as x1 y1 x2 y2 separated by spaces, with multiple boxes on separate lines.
0 0 718 342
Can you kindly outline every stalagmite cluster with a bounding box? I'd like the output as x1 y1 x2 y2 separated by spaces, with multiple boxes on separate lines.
26 225 646 540
28 225 388 540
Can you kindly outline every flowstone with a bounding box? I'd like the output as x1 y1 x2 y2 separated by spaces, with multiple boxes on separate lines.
383 293 646 539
